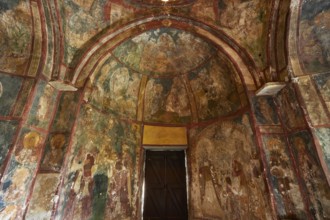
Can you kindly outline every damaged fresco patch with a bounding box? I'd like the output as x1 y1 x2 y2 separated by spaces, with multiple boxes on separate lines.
289 131 330 219
0 74 23 116
189 54 241 121
144 77 191 124
189 114 272 219
56 104 141 219
25 174 60 220
314 127 330 170
251 96 279 125
0 120 19 170
0 0 32 74
313 72 330 112
87 57 140 120
113 28 214 76
262 135 306 219
299 0 330 74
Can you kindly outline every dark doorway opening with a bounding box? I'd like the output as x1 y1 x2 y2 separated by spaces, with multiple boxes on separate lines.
143 150 188 220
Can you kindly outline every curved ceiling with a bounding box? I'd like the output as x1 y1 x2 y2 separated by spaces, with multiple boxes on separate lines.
86 27 245 125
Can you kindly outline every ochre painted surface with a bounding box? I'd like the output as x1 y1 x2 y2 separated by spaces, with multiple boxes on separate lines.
143 125 187 145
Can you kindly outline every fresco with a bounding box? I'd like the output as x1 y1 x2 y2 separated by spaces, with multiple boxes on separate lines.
41 133 68 172
27 80 58 129
56 104 141 219
144 77 191 124
297 76 329 126
0 74 23 116
315 127 330 170
25 174 60 220
313 72 330 112
189 114 272 219
189 54 241 121
0 120 19 171
88 57 140 120
299 0 330 74
113 28 214 76
12 79 34 117
275 85 306 130
52 91 80 132
0 0 32 74
251 96 279 125
289 131 330 219
262 135 306 219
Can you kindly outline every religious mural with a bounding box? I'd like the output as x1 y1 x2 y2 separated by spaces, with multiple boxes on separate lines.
0 120 19 170
113 28 214 76
262 135 306 219
56 104 141 219
251 96 279 125
27 80 58 129
275 85 306 130
0 0 32 74
12 79 34 117
299 0 330 74
189 54 241 121
313 72 330 112
289 131 330 219
0 74 23 116
87 57 140 120
189 114 272 219
144 77 191 123
25 173 60 220
315 127 330 170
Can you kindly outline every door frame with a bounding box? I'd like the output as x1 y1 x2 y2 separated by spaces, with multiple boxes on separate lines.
141 146 189 219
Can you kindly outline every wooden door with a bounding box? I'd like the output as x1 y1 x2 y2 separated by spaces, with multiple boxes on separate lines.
143 150 188 220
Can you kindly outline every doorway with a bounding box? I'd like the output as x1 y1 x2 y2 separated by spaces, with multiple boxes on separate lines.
143 150 188 220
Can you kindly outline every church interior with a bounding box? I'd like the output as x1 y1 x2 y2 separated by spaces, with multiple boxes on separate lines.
0 0 329 219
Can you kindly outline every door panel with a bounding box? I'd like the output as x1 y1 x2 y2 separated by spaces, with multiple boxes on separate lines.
144 150 188 220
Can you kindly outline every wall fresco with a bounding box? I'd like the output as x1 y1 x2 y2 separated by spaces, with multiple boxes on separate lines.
275 85 306 130
289 131 330 219
52 91 80 132
27 80 58 129
0 0 32 74
12 79 34 117
0 74 23 116
0 120 19 171
251 96 279 125
299 0 330 74
262 135 306 219
313 72 330 112
113 28 214 76
88 57 140 120
189 54 241 121
56 104 141 219
144 77 191 124
25 173 60 220
189 114 272 219
314 127 330 170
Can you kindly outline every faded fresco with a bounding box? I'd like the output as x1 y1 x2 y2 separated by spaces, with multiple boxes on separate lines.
313 72 330 112
0 74 23 116
275 85 306 130
12 79 34 117
252 96 279 125
144 77 191 124
25 174 60 220
56 104 141 220
27 80 58 129
41 133 68 172
0 0 32 74
262 135 306 219
113 28 214 76
299 0 330 74
289 131 330 219
87 57 140 120
0 120 19 170
189 55 241 121
52 91 80 132
189 114 272 219
315 127 330 170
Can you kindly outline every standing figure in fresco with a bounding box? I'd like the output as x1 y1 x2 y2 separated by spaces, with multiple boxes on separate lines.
36 85 53 122
197 138 224 218
15 131 41 164
293 136 330 219
80 154 95 220
42 134 66 171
